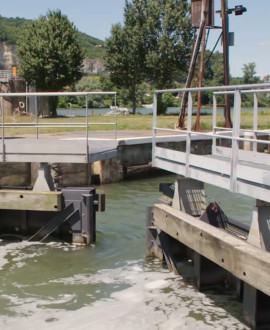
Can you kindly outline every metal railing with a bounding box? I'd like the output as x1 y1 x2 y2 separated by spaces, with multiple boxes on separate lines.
152 83 270 197
0 70 12 82
0 91 118 162
0 70 23 82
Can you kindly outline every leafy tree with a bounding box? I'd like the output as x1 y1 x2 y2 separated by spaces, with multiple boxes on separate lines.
242 62 259 84
201 51 225 105
263 75 270 83
146 0 192 89
17 10 84 116
104 0 192 114
75 76 109 108
145 0 192 113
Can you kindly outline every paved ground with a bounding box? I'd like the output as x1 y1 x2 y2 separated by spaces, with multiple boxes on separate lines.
0 130 185 163
18 130 155 140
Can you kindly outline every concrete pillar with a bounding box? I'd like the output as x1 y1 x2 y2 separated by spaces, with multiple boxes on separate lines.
243 283 270 330
194 252 227 291
244 200 270 329
91 159 123 184
172 176 206 217
146 206 164 261
33 163 55 191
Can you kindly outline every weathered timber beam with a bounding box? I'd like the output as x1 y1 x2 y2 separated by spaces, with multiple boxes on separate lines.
153 203 270 296
0 190 62 211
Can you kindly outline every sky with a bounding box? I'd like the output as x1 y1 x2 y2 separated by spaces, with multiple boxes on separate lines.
1 0 270 78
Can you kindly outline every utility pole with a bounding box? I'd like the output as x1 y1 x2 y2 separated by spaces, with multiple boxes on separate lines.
221 0 232 128
194 25 207 131
178 0 246 130
178 0 209 129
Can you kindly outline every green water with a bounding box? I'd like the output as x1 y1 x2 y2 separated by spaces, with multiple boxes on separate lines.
0 175 252 329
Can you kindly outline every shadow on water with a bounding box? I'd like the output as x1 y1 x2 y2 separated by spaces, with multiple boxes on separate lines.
163 257 248 328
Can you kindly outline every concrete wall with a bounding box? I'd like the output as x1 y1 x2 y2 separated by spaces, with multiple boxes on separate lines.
0 80 26 115
0 163 31 186
0 140 213 188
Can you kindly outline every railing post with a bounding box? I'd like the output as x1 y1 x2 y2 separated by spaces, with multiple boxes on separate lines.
152 92 158 167
185 92 193 178
1 97 5 162
114 93 118 140
86 94 89 162
230 89 241 192
35 96 38 139
212 94 217 154
253 93 258 152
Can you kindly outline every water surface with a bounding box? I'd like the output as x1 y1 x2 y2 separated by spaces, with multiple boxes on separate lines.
0 176 252 329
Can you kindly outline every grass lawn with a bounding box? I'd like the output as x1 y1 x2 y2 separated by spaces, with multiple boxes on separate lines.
1 111 270 136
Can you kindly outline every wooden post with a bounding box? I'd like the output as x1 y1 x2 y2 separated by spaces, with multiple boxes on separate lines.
178 0 209 128
194 252 227 290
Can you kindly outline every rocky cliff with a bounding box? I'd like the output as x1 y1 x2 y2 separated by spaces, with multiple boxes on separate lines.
0 42 18 69
0 41 104 74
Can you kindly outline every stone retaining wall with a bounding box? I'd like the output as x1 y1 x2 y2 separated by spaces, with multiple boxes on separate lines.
0 140 212 187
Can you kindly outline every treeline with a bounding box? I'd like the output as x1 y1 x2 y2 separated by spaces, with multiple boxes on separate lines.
87 0 269 113
61 54 270 111
2 4 269 114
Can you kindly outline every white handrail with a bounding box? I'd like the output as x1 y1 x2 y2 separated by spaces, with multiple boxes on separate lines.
152 83 270 196
0 91 118 162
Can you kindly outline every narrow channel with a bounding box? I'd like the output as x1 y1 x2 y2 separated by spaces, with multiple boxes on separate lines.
0 175 252 329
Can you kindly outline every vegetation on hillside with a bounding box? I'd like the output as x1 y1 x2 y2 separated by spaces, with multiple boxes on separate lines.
0 15 104 60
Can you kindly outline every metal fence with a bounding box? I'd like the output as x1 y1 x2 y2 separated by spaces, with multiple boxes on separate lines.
0 91 118 162
0 70 12 83
152 83 270 201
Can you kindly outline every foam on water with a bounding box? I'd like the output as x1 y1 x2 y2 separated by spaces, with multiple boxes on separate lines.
0 242 249 330
0 176 253 330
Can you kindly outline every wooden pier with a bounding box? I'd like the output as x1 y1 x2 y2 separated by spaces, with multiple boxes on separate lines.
148 83 270 329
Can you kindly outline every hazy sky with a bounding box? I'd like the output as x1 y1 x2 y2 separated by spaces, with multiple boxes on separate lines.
1 0 269 77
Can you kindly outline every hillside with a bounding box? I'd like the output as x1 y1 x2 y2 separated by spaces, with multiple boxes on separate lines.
0 15 105 65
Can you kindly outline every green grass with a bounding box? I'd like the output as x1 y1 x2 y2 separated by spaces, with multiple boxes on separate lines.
2 112 270 136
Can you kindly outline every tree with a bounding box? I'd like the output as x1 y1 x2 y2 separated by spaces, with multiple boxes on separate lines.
242 62 259 84
201 50 225 105
104 0 148 114
146 0 192 89
75 76 108 108
104 0 192 114
145 0 192 113
17 10 84 116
